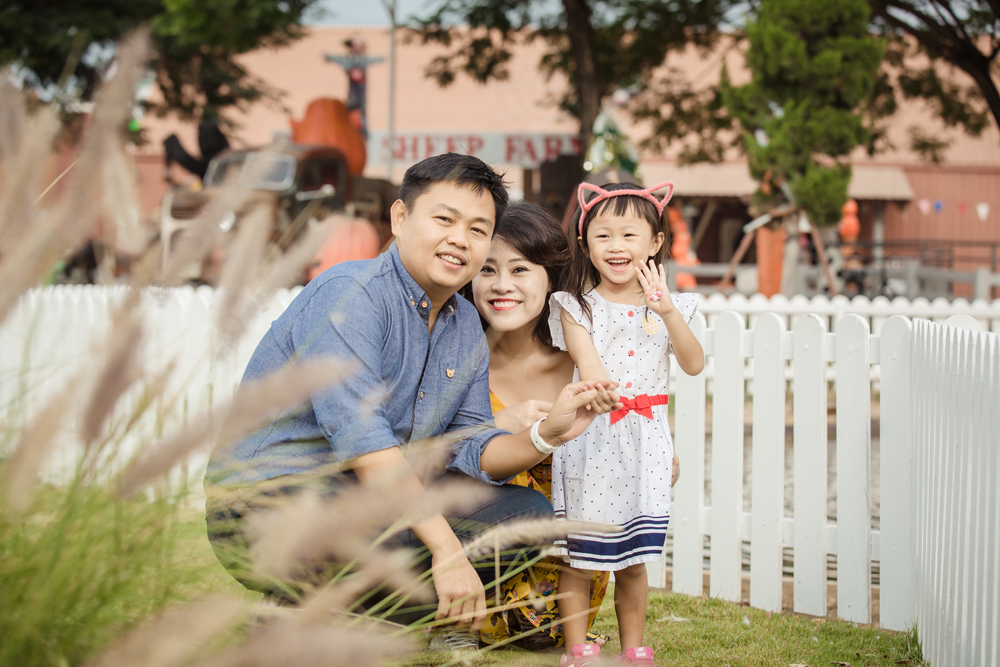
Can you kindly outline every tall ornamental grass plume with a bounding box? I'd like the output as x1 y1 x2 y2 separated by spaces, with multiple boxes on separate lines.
0 30 615 667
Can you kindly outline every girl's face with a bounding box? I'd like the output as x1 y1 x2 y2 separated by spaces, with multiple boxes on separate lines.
585 210 664 287
472 238 551 332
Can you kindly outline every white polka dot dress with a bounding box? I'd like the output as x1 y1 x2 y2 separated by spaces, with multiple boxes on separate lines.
547 288 699 571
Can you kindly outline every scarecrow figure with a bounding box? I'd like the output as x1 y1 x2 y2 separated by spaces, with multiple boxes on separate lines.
325 35 383 138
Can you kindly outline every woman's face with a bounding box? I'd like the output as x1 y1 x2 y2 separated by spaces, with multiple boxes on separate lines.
472 238 551 332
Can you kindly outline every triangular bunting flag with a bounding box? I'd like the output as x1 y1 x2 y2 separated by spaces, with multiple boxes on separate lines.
977 202 990 221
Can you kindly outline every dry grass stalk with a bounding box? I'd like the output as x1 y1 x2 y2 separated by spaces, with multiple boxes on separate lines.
241 475 490 586
214 204 271 348
0 91 57 252
0 74 24 163
296 549 424 621
81 311 143 447
3 376 82 512
117 357 353 496
188 622 412 667
462 517 620 562
0 30 150 324
158 148 286 287
212 211 331 355
100 146 147 257
82 595 246 667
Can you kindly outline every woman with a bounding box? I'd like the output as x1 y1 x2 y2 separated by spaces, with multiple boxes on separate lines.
467 201 611 649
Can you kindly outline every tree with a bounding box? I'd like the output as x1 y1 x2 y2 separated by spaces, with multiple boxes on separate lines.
409 0 738 161
0 0 319 126
722 0 883 226
867 1 997 162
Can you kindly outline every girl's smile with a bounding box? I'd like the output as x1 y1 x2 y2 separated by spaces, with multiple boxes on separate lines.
585 212 664 297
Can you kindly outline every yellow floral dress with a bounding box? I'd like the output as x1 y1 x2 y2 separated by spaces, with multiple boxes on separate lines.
478 392 611 649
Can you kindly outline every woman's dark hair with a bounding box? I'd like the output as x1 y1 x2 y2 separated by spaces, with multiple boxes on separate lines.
561 182 670 322
462 201 571 347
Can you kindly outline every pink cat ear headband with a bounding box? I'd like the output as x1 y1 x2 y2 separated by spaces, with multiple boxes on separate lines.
577 180 675 237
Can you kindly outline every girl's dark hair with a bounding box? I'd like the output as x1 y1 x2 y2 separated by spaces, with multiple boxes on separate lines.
561 182 671 322
461 201 571 347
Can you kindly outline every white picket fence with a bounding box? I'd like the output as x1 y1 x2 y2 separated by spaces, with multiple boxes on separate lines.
1 286 998 662
911 320 999 666
661 307 1000 666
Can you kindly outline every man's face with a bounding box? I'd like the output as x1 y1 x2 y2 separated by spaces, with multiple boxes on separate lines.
391 181 497 302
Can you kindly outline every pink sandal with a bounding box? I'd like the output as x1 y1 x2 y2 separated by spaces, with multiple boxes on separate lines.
617 646 656 665
560 643 602 666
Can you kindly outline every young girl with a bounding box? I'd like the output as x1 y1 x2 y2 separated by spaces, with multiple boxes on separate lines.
548 181 704 667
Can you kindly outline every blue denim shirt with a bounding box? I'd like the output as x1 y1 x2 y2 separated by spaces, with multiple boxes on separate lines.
205 244 509 491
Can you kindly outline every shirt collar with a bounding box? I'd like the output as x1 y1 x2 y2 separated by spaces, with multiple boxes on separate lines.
387 243 458 319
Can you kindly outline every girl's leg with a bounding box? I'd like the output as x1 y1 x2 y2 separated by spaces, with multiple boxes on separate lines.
558 564 594 648
613 562 649 650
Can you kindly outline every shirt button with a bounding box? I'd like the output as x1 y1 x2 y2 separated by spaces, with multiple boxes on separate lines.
626 382 632 388
420 391 425 399
628 311 634 317
628 350 635 356
410 299 415 306
421 301 428 308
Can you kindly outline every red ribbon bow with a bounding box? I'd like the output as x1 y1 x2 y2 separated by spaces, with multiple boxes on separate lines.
609 393 669 425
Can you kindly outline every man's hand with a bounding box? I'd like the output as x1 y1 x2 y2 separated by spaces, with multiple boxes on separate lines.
493 399 552 433
431 549 487 631
538 379 622 446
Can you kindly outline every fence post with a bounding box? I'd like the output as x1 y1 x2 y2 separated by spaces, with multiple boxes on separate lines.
793 314 829 617
671 312 707 596
750 313 787 611
879 316 914 631
836 314 872 623
710 311 746 602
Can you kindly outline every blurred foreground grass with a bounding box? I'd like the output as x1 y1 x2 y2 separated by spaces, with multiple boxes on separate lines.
0 483 923 667
0 485 259 666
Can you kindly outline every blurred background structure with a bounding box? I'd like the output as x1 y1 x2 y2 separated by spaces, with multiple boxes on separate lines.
4 0 1000 295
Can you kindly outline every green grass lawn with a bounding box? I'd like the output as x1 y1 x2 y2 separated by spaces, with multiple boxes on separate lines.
405 586 925 667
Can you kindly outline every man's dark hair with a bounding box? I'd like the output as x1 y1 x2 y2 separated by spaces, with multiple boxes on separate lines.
398 153 509 227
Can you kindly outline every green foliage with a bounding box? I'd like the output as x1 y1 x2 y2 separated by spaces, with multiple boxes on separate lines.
722 0 882 226
870 1 999 161
0 483 189 666
410 0 737 121
0 0 319 125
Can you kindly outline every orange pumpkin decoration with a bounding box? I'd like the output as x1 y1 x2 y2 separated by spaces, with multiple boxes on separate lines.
667 207 699 290
838 198 860 241
310 216 381 281
291 99 367 175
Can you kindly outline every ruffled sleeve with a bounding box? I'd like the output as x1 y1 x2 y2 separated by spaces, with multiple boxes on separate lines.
548 291 592 351
671 292 699 324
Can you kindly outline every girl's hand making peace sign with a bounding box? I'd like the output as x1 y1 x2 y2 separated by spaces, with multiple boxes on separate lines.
636 260 674 317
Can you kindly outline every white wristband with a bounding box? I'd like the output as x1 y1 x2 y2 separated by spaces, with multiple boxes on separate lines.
530 418 559 454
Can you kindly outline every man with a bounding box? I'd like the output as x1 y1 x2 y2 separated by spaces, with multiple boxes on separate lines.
205 153 618 631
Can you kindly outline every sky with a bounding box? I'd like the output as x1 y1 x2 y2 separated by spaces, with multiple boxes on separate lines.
308 0 439 26
309 0 564 26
